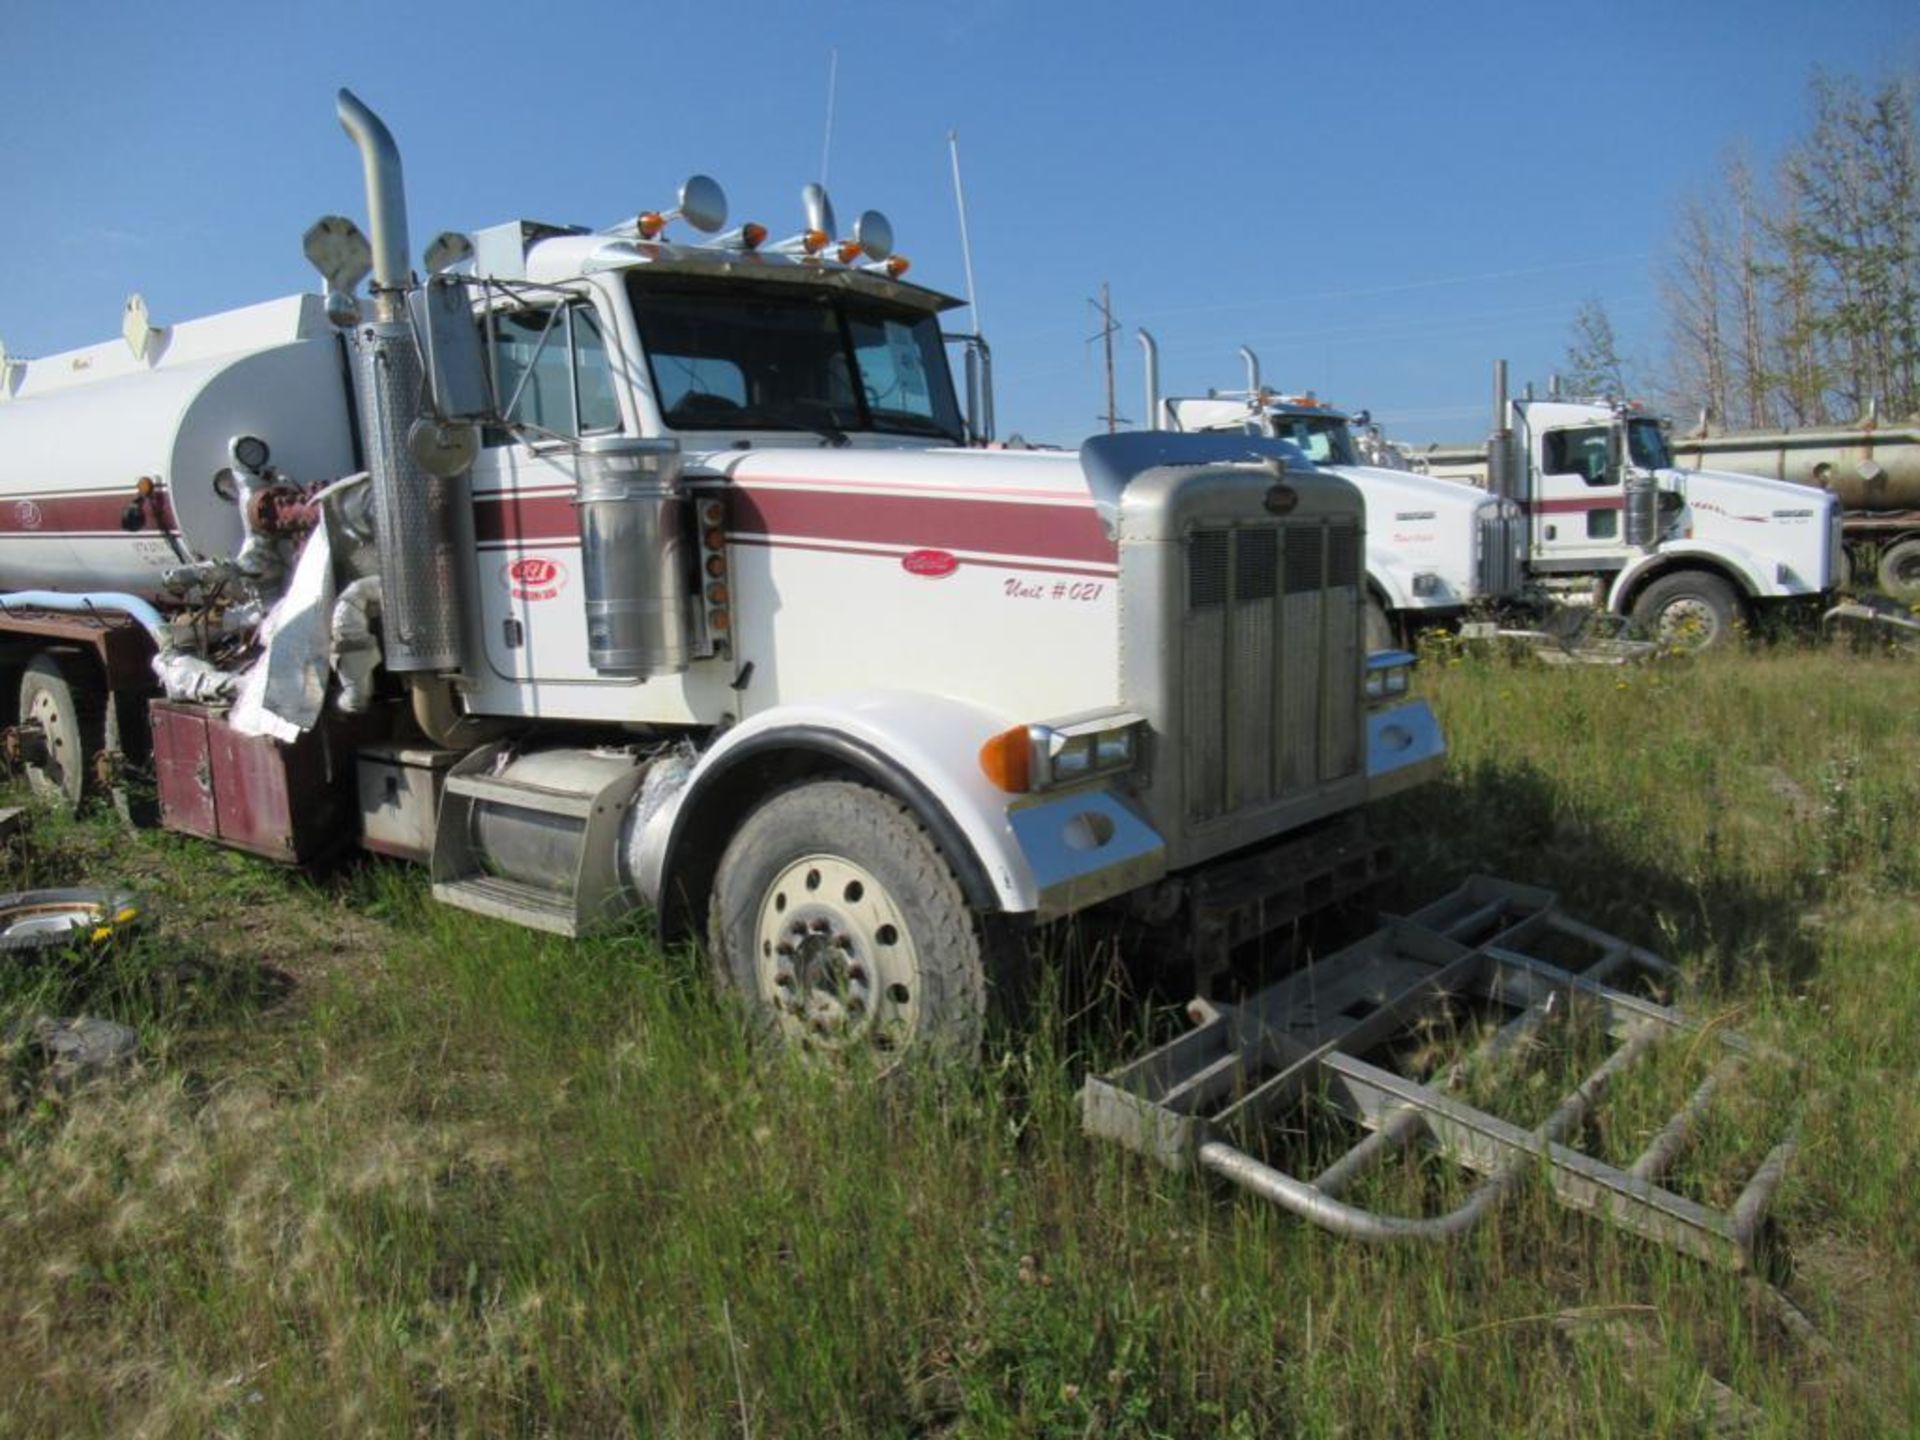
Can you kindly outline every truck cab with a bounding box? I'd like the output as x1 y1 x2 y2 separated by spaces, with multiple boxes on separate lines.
0 93 1448 1063
1423 392 1844 645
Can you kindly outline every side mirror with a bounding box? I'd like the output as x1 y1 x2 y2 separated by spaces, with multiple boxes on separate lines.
407 275 492 423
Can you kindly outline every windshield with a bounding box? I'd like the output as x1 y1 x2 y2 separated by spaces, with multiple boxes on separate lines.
1627 418 1672 470
1266 413 1359 466
626 276 964 443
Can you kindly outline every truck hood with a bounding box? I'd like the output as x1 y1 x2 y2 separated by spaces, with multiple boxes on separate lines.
1658 465 1839 524
1657 465 1838 592
701 443 1090 502
1329 464 1495 517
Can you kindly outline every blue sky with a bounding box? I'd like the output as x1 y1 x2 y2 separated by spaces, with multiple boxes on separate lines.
4 1 1915 446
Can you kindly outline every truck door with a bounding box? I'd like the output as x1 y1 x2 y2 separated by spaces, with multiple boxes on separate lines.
467 299 627 684
1533 424 1625 567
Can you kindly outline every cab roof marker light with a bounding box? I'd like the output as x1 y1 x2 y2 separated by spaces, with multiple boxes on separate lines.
859 255 911 278
634 174 728 243
766 229 830 256
710 222 768 252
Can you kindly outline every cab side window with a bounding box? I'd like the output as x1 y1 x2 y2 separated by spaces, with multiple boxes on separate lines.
482 302 623 445
1542 427 1612 486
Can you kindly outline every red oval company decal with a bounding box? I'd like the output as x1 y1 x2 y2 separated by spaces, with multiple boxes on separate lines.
503 556 567 601
14 500 43 530
902 548 960 579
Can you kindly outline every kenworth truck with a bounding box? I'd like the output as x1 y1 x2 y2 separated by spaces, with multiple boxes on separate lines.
1136 335 1526 649
1408 366 1843 647
1668 417 1920 603
0 91 1443 1059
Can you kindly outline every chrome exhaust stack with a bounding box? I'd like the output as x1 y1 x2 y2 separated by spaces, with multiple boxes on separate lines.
1138 329 1161 430
335 90 410 324
336 88 465 675
1487 359 1512 503
1239 345 1261 398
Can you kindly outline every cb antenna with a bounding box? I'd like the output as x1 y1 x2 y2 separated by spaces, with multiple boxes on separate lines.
820 49 839 186
948 129 981 333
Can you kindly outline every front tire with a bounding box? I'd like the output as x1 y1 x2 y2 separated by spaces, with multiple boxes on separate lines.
1630 571 1743 651
708 780 988 1063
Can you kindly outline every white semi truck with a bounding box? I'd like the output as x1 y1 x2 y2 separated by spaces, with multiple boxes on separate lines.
1136 335 1527 649
0 91 1443 1058
1408 366 1843 647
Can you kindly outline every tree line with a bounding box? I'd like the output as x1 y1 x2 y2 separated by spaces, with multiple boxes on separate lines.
1569 70 1918 433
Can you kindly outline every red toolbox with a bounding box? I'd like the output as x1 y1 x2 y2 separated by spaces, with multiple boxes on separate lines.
149 700 347 863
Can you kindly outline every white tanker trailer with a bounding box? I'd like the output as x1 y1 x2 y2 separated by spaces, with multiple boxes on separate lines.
0 89 1447 1059
0 296 353 598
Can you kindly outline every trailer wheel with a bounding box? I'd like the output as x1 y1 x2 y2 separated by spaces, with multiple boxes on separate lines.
1630 571 1742 651
17 655 103 809
708 780 987 1064
1877 537 1920 603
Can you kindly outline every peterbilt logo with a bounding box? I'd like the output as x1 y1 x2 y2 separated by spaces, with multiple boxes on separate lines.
14 500 43 530
503 555 567 600
902 548 960 578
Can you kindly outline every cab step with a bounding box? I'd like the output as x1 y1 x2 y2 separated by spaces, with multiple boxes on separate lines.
430 740 648 937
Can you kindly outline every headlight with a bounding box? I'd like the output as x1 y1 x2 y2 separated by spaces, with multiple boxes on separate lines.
979 711 1147 793
1365 650 1414 707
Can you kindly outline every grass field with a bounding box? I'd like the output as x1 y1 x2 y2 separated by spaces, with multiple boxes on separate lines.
1 642 1916 1436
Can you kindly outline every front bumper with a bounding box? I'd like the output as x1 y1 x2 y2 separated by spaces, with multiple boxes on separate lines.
1366 697 1445 802
1007 787 1167 923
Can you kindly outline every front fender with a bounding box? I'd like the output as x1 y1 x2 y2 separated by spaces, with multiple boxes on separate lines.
634 690 1166 923
1364 559 1414 613
1605 543 1770 613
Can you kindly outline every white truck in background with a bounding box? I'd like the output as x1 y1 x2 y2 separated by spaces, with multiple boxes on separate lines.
0 91 1445 1059
1406 366 1843 647
1136 335 1526 649
1666 418 1920 603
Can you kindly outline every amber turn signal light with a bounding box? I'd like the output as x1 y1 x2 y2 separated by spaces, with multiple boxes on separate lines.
978 725 1032 793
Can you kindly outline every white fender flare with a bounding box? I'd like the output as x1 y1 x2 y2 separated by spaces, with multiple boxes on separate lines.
1363 558 1414 614
1606 543 1769 614
631 690 1074 923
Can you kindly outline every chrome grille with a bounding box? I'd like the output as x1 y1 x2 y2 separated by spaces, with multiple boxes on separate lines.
1182 519 1362 823
1476 503 1524 599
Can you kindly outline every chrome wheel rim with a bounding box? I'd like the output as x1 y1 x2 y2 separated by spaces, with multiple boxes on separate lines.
752 853 920 1054
24 682 78 802
1655 597 1722 648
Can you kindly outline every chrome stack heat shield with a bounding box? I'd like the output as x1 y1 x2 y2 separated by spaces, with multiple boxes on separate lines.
337 89 465 674
350 322 465 672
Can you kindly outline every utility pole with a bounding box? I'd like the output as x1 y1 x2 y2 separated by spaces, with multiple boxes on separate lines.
1087 283 1123 433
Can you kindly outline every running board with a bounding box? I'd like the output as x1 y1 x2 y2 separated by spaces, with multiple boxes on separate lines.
1083 876 1799 1270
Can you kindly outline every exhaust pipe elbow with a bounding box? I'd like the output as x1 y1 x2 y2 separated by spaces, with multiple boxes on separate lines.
1137 329 1161 430
336 88 411 313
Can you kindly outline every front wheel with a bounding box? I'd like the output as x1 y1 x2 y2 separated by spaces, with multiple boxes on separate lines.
708 780 989 1063
1630 571 1743 651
